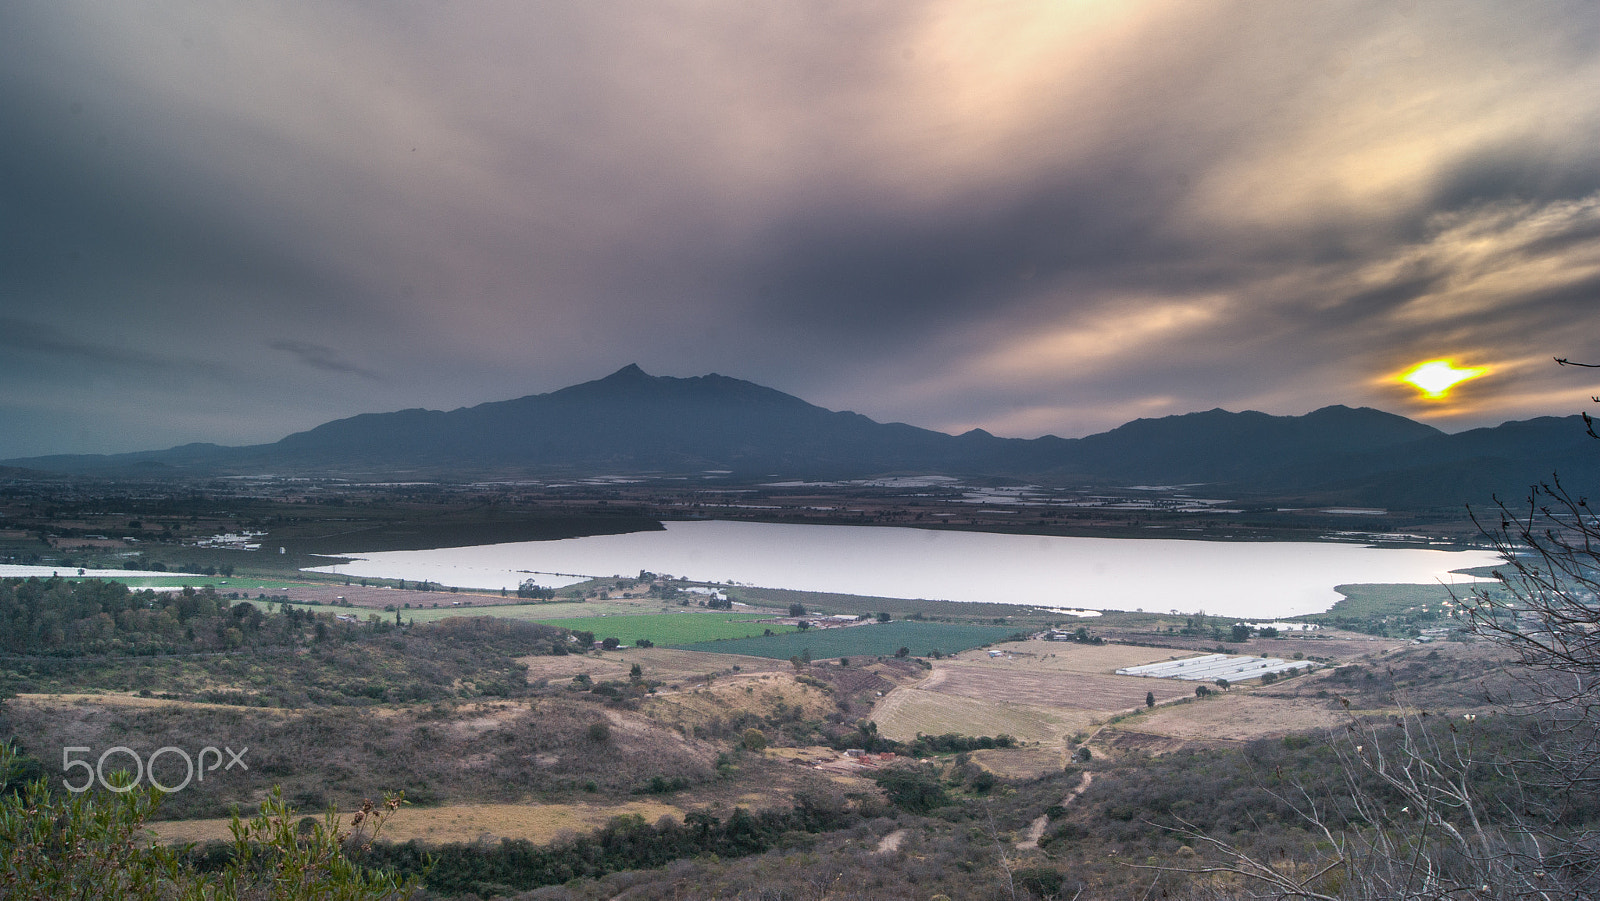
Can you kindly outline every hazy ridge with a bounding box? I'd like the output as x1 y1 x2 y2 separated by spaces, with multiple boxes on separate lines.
7 364 1595 508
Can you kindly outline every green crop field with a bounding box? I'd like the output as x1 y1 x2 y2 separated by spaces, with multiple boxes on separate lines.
271 604 793 645
678 620 1020 660
536 613 795 646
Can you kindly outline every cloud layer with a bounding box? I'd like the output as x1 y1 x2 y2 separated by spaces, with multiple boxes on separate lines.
2 1 1598 457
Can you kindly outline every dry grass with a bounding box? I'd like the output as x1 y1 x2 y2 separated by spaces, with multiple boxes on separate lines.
948 641 1190 673
869 638 1373 762
920 664 1195 711
641 672 834 732
871 688 1084 744
144 799 689 845
969 746 1070 779
10 692 298 715
518 648 786 687
868 641 1190 749
1123 693 1348 741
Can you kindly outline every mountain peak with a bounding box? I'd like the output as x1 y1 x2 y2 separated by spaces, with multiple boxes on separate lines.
602 363 650 380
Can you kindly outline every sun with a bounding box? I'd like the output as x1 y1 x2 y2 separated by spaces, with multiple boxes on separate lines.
1400 360 1488 399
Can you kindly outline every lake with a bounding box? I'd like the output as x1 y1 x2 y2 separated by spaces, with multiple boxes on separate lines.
304 520 1500 618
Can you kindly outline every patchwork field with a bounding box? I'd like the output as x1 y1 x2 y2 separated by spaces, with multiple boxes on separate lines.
531 612 796 646
946 642 1205 673
283 597 689 622
868 638 1392 761
678 621 1018 660
870 643 1187 744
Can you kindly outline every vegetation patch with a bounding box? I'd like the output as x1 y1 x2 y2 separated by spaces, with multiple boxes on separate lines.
1299 582 1502 635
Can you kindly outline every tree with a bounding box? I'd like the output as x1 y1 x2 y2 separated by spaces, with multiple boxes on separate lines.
517 579 554 600
877 611 892 622
1146 691 1155 708
895 646 910 658
788 603 806 617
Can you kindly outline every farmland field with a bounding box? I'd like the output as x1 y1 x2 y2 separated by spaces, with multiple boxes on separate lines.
868 638 1370 758
531 613 795 646
276 598 764 625
1123 693 1348 741
951 641 1194 673
872 688 1082 744
677 621 1019 659
920 662 1195 710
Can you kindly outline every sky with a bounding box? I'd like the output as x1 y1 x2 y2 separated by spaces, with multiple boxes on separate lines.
3 1 1599 459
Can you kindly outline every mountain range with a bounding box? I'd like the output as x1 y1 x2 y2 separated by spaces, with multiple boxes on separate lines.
8 364 1598 509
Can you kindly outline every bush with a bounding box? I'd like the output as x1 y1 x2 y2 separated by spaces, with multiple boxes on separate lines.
0 745 417 899
1015 866 1065 898
874 765 950 814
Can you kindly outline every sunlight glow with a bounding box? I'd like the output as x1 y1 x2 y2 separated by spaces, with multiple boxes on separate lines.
1400 360 1489 399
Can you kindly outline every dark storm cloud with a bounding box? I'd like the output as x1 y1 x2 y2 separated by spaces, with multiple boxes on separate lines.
730 169 1182 340
0 317 231 379
2 0 1599 457
269 340 384 381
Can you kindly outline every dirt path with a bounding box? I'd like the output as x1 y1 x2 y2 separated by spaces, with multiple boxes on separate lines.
1017 772 1093 851
877 828 908 854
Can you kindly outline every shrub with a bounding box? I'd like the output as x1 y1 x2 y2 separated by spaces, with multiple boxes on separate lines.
0 745 416 899
1015 866 1065 898
874 765 950 814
